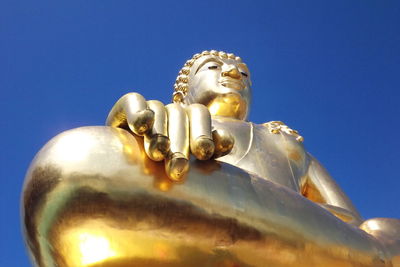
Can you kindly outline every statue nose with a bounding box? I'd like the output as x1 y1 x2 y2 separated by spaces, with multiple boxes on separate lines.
221 67 241 80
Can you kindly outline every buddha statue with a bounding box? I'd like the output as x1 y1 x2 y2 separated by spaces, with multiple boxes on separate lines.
22 50 400 267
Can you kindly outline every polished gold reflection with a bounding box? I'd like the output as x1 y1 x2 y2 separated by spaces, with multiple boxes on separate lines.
52 130 96 163
57 220 182 266
78 233 115 265
301 178 325 204
22 127 398 266
68 231 116 265
207 93 247 120
117 128 175 191
22 50 400 267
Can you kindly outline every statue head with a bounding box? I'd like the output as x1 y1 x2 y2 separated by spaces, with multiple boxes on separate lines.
173 50 252 121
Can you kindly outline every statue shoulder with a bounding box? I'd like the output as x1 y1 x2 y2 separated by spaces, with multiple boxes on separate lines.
261 121 304 143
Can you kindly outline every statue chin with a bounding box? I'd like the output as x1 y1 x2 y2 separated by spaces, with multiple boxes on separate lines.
207 93 248 120
22 126 396 267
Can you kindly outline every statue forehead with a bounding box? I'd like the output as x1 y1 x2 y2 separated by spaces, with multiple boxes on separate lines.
190 55 249 75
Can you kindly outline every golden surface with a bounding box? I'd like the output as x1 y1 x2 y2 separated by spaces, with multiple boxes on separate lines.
301 178 325 204
263 121 304 142
173 50 246 104
23 51 400 266
182 52 252 121
207 93 247 120
22 126 397 266
144 100 169 161
186 104 214 160
107 92 154 136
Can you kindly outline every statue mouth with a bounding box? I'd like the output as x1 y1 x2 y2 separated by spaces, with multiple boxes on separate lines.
219 78 245 91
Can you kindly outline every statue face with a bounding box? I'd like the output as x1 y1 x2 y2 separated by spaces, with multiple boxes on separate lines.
186 55 252 120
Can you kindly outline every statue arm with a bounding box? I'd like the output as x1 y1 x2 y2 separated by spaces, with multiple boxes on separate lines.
302 154 363 226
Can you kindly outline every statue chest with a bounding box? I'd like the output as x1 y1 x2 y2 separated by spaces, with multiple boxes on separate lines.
212 118 309 192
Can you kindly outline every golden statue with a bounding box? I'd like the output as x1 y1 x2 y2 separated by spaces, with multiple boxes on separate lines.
22 50 400 267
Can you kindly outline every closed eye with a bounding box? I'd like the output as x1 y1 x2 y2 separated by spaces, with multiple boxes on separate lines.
241 72 248 77
196 59 223 74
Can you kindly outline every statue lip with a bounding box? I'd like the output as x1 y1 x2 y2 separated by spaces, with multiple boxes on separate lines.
219 78 245 91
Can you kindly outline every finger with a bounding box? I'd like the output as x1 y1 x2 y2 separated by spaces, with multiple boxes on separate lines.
165 103 189 181
106 93 154 136
212 129 234 158
186 104 214 160
125 93 154 136
144 100 170 161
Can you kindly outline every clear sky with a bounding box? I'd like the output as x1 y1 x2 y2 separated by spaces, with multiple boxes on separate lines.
1 1 399 265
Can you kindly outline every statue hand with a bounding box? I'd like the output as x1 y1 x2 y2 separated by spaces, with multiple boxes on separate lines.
106 93 234 181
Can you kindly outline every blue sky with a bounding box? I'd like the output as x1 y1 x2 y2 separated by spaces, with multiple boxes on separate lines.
1 1 399 265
